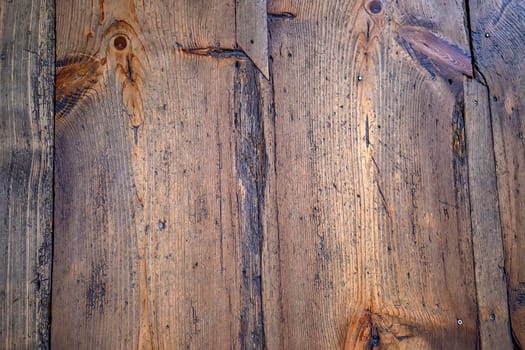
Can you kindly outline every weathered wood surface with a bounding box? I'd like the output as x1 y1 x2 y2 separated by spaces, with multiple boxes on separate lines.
267 0 481 348
49 0 522 349
0 0 54 348
465 79 512 349
469 0 525 347
53 0 272 348
236 0 270 78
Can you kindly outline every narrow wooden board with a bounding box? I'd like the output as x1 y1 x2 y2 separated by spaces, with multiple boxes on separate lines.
464 78 513 349
266 0 479 348
468 0 525 346
236 0 270 79
53 0 271 348
0 0 54 348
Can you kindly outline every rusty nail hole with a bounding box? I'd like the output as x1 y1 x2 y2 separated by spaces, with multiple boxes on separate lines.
114 36 128 50
368 0 383 14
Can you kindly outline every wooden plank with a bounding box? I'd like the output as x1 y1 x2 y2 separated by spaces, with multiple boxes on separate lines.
266 0 479 348
464 78 513 349
0 0 54 348
468 0 525 346
53 0 272 348
236 0 270 79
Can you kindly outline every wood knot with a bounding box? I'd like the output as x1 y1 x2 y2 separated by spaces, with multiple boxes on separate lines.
55 54 105 121
368 0 383 14
113 35 128 50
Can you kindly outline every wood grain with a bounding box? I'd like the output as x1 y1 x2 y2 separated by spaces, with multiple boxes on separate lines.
49 0 522 348
236 0 270 79
468 0 525 347
53 0 271 348
464 78 513 349
266 0 479 348
0 0 54 348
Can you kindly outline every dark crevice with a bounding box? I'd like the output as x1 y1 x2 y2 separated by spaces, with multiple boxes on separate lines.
132 126 139 145
215 111 225 273
368 313 380 349
462 0 487 86
234 0 238 47
180 46 269 79
463 101 482 350
365 115 370 148
267 25 285 329
126 56 134 82
180 47 249 59
234 61 267 350
44 0 56 348
267 12 296 20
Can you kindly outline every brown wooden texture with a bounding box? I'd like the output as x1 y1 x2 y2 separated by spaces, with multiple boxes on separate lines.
50 0 523 349
267 0 478 348
53 0 271 349
469 0 525 347
465 79 513 349
236 0 270 78
0 0 54 348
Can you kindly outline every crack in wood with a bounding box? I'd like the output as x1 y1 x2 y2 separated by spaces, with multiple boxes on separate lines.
180 47 249 59
267 12 296 20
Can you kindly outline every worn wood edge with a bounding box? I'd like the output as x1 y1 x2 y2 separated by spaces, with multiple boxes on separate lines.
36 2 55 348
464 78 513 349
236 0 270 79
0 0 55 348
466 0 525 345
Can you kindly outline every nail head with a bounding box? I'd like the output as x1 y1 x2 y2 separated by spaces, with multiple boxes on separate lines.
457 319 463 325
357 75 363 81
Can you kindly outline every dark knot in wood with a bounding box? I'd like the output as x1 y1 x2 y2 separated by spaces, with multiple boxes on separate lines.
113 35 127 50
368 0 383 14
